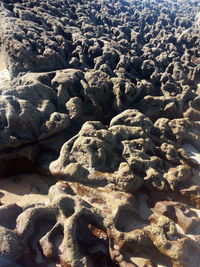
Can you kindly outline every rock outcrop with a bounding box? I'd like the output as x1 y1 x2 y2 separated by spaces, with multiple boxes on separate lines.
0 0 200 266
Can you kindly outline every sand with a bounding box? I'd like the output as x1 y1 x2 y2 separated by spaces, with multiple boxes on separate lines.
183 143 200 165
0 52 10 90
0 174 52 206
0 53 6 71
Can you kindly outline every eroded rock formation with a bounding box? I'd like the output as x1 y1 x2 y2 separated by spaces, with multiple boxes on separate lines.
0 0 200 266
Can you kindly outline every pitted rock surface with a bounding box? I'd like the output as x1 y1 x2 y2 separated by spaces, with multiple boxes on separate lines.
0 0 200 266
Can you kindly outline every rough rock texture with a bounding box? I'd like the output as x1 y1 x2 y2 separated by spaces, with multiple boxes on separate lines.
0 0 200 266
1 181 200 267
49 109 200 193
0 0 199 154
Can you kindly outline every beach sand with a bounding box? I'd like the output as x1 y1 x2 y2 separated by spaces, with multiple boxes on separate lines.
0 52 10 90
0 174 52 206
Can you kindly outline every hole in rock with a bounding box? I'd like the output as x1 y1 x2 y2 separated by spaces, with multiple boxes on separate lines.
18 217 57 267
115 209 146 232
88 224 108 240
29 216 57 247
76 216 118 266
0 203 22 230
59 197 75 217
49 224 64 257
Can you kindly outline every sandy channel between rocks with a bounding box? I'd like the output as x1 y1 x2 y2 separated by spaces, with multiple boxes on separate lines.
0 52 6 71
0 52 10 90
183 142 200 165
0 174 52 206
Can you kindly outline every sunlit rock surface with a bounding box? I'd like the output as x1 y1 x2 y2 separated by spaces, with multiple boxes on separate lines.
0 0 200 266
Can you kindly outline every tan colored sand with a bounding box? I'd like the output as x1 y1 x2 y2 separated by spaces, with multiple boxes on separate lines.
0 174 51 206
0 52 10 90
0 53 6 71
